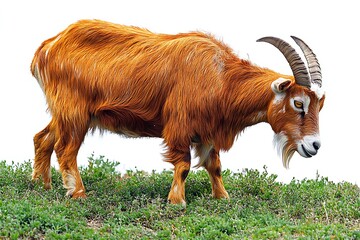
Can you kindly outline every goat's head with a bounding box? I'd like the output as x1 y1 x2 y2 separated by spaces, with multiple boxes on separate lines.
258 36 325 168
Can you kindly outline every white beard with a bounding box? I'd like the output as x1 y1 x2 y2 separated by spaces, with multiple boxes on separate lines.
273 132 296 169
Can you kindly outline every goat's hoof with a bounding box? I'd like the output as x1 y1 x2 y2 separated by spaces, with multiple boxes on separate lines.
44 182 52 190
167 198 186 208
213 190 230 200
66 189 87 199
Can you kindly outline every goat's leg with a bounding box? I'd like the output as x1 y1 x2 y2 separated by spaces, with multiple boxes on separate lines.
205 150 229 199
32 120 55 190
195 144 229 199
54 120 89 198
165 147 191 206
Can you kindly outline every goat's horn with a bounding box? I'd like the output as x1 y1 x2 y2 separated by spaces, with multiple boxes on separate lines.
257 36 311 88
291 36 322 88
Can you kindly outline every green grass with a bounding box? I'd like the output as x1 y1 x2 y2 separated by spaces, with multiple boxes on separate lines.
0 155 359 239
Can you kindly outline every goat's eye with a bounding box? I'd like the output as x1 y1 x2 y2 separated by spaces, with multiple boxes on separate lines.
294 100 303 109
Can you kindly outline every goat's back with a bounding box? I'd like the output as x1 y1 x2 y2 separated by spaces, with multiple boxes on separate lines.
31 20 234 137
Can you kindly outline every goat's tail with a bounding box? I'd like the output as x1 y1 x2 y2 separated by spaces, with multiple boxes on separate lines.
30 34 60 90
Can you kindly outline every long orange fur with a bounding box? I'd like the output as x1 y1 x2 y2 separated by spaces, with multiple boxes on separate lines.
31 20 324 204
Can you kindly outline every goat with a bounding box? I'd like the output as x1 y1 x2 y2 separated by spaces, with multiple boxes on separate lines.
31 19 325 205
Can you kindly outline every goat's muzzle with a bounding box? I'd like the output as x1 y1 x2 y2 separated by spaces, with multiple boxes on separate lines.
297 135 321 158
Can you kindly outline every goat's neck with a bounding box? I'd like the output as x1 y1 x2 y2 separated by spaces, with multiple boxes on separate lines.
221 66 282 132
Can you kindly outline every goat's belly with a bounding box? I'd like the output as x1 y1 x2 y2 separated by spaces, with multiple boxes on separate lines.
115 123 163 138
93 107 163 138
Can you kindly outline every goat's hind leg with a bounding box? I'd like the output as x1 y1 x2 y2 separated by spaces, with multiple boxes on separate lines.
54 118 89 198
32 121 55 190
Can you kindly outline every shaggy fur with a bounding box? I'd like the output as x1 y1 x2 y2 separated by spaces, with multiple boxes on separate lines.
31 20 324 204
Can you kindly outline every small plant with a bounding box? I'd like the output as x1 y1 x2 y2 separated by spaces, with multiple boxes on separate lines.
82 153 120 178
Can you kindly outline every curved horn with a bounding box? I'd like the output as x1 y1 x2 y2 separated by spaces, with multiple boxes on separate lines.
291 36 322 87
257 36 311 88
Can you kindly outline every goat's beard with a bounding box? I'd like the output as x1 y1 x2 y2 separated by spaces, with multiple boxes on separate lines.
273 132 296 169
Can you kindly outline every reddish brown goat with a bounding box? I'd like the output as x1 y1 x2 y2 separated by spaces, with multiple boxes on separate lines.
31 20 325 205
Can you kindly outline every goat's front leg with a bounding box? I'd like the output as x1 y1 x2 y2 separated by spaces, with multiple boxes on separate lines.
195 144 229 199
165 147 191 206
205 150 229 199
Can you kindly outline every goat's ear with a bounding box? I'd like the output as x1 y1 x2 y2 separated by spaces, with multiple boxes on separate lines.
271 78 293 93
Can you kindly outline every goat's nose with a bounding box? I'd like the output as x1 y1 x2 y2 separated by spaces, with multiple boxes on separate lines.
313 141 321 151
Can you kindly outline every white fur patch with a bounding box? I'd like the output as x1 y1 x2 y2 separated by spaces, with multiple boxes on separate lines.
311 83 325 99
273 132 296 168
64 172 76 196
273 92 285 105
195 144 213 168
273 132 288 160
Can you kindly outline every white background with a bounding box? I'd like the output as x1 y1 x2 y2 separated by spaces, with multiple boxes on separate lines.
0 0 358 184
